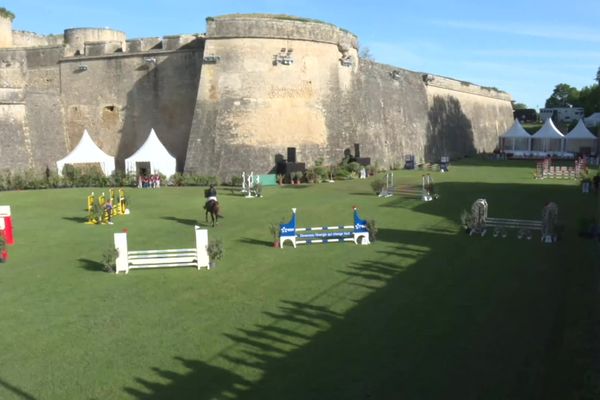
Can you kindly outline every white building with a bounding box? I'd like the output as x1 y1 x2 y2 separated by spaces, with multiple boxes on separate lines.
539 107 584 124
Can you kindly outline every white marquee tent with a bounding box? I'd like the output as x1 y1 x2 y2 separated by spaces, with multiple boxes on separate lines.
125 128 176 177
565 119 598 154
531 118 565 154
500 119 531 153
56 129 115 176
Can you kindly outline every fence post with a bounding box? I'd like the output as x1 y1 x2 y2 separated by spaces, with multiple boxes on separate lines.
114 232 129 274
195 226 210 269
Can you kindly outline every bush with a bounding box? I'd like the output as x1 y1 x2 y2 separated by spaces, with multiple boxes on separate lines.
335 169 351 180
230 175 243 187
0 168 221 191
367 220 377 242
370 179 385 194
101 247 119 273
207 240 224 263
346 161 362 174
292 171 304 182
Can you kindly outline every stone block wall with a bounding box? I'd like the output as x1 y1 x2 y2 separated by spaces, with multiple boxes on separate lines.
0 13 513 178
0 16 12 48
185 15 513 178
59 49 203 170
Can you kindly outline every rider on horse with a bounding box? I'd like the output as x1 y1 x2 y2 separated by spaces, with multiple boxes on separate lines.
204 184 223 224
206 183 217 203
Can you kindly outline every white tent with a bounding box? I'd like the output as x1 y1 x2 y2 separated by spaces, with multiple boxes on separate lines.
584 112 600 128
565 119 597 154
56 129 115 176
500 119 531 153
125 128 176 177
531 118 565 154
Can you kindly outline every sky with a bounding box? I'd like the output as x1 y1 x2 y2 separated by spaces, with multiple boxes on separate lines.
4 0 600 110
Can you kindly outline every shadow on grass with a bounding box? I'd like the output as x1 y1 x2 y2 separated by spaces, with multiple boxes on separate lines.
279 185 311 189
123 357 251 399
124 181 594 399
0 376 38 400
125 228 571 399
62 216 89 223
161 216 198 226
238 237 274 247
348 192 375 196
78 258 105 272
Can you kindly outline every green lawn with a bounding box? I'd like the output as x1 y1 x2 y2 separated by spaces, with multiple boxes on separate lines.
0 160 598 399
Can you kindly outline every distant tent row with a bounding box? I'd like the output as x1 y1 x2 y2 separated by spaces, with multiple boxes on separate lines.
500 119 597 156
56 128 176 177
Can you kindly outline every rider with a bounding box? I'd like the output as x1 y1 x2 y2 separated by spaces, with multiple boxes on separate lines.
206 184 217 202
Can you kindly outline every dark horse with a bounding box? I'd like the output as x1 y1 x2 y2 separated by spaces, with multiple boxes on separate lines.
204 189 222 227
204 200 221 227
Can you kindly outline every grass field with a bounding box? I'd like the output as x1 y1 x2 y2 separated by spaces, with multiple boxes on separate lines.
0 159 598 399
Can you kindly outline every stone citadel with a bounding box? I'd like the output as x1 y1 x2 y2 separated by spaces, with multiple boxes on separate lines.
0 12 513 178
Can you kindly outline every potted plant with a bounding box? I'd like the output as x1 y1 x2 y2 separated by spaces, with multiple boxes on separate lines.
367 220 377 242
370 179 385 196
207 240 224 268
460 209 473 234
293 171 304 184
101 247 119 273
277 174 285 185
254 183 263 197
269 222 281 248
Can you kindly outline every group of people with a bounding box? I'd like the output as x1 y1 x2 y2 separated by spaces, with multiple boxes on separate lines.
138 175 161 189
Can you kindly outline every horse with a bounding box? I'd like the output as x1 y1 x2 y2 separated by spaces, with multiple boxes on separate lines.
204 199 221 227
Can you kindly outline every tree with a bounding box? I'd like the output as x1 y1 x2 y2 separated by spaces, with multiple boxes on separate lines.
596 66 600 85
545 83 580 108
359 46 374 61
512 102 528 110
578 84 600 115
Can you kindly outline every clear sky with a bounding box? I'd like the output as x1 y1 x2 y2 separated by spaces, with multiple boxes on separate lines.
4 0 600 111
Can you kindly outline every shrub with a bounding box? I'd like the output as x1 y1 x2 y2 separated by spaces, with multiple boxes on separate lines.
101 247 119 273
230 175 243 187
336 169 351 180
346 161 362 174
207 240 224 263
370 179 385 194
367 220 377 242
292 171 304 182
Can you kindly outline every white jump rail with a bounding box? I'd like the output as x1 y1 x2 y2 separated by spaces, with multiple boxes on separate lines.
114 226 209 274
467 198 558 243
480 217 543 239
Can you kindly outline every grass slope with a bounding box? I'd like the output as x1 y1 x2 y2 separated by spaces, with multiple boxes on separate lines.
0 160 597 399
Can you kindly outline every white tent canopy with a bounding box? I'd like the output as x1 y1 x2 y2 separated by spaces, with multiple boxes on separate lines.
531 118 565 153
125 128 176 177
500 119 531 152
56 129 115 176
565 119 597 154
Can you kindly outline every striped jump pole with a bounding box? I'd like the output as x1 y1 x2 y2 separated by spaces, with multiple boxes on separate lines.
279 207 370 248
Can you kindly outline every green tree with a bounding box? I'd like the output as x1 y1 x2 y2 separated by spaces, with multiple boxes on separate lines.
578 84 600 115
0 7 15 21
512 102 528 110
596 66 600 84
545 83 580 108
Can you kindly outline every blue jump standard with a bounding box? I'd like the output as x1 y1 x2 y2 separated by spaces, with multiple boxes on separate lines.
279 207 370 248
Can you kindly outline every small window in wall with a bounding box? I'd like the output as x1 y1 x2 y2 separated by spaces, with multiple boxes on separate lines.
104 105 116 112
74 50 81 56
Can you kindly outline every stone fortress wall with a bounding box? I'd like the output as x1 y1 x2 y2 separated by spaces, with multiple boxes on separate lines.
0 12 513 178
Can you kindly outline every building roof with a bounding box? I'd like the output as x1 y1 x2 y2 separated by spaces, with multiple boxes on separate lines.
566 119 597 140
532 118 564 139
501 119 531 138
